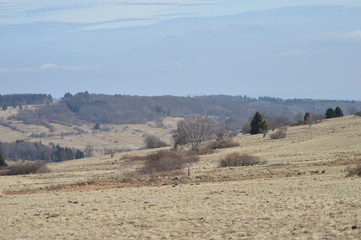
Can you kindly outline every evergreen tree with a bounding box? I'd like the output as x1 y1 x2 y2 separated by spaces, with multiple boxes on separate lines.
0 153 7 167
335 106 344 117
94 122 100 130
250 112 268 135
325 108 336 119
304 112 311 123
75 150 85 159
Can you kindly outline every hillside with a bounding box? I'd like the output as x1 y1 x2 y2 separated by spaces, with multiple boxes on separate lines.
1 116 361 239
0 106 178 153
1 92 360 154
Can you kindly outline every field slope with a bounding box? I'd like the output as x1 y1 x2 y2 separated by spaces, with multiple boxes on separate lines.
1 116 361 239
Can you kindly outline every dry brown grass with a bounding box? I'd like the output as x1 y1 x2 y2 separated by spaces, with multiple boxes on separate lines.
346 162 361 177
1 116 361 239
188 147 215 156
1 161 50 176
0 114 179 153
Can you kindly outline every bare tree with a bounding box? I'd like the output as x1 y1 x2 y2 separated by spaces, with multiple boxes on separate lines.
267 115 290 131
173 117 214 151
348 106 358 115
84 143 94 158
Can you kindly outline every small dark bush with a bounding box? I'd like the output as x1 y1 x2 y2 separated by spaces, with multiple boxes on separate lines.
0 153 7 167
4 161 50 176
144 135 168 149
208 138 240 149
346 164 361 177
269 127 287 139
220 153 263 167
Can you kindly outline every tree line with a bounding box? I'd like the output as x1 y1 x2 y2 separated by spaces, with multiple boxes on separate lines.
0 140 84 162
0 94 53 109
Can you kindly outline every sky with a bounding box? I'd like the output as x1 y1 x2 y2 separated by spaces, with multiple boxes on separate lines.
1 0 361 100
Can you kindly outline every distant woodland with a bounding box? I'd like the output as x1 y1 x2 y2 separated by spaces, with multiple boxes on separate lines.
8 92 360 127
0 141 84 162
0 94 53 109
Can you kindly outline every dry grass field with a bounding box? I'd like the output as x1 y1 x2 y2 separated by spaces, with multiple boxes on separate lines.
0 106 179 152
1 115 361 239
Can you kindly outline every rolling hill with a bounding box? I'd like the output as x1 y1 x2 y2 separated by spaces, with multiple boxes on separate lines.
1 115 361 239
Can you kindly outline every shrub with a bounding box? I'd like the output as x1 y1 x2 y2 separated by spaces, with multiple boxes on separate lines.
0 153 7 167
269 127 287 139
220 153 263 167
142 150 186 174
346 164 361 177
4 161 50 176
144 135 168 149
208 138 240 149
141 150 198 175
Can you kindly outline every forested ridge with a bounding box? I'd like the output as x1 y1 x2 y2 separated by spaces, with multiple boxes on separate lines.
0 94 52 109
8 92 360 127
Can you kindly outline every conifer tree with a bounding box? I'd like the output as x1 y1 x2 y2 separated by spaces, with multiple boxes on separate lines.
325 108 336 119
335 106 344 117
250 112 268 135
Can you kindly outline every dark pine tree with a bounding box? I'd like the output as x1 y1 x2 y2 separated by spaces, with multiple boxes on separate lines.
304 112 311 124
335 106 344 117
325 108 336 119
250 112 268 135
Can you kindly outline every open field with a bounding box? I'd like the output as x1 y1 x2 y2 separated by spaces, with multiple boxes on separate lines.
1 116 361 239
0 106 179 152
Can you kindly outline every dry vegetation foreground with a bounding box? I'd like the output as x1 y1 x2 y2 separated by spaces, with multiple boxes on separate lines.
1 116 361 239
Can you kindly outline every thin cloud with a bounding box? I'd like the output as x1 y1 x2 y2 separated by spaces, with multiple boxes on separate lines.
0 0 217 31
39 63 102 71
0 64 102 73
3 1 360 31
331 30 361 42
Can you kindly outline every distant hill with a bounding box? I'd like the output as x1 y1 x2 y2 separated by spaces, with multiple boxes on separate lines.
9 92 361 127
1 92 360 153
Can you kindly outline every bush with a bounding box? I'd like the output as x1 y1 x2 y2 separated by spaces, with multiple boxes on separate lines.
3 161 50 176
141 150 198 174
220 153 263 167
0 153 7 167
346 164 361 177
144 135 168 149
208 138 240 149
269 127 287 139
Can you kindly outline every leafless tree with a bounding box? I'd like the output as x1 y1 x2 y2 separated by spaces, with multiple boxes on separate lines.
84 143 94 158
348 106 358 115
267 115 291 131
173 117 214 151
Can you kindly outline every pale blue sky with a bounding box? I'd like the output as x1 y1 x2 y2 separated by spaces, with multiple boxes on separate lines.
1 1 361 99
